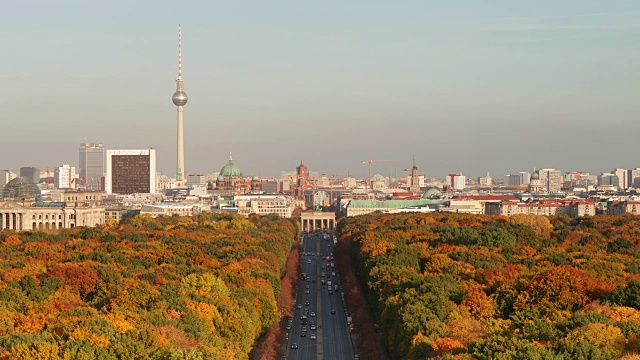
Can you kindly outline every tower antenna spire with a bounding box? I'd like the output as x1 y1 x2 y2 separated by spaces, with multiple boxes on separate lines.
178 24 182 81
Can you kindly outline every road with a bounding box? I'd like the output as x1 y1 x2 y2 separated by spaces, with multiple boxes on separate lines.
285 231 354 360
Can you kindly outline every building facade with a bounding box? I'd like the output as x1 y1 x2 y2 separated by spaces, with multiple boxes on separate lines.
235 195 294 218
0 170 17 188
0 191 105 230
55 164 77 189
446 174 466 190
486 199 596 218
106 149 157 194
20 167 40 184
538 168 562 193
79 142 105 191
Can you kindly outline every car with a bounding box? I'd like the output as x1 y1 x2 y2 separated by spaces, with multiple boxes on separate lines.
331 309 336 314
310 333 317 340
300 332 306 337
354 356 360 360
322 256 326 260
291 343 298 349
310 312 316 317
304 301 310 306
305 289 310 294
310 324 316 330
321 280 325 285
301 326 307 332
307 259 312 264
302 319 308 324
305 285 310 289
285 323 292 330
332 272 336 277
296 304 302 309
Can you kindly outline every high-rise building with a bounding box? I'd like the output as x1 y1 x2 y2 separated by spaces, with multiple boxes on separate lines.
0 170 17 187
598 172 620 189
55 164 77 189
79 142 105 191
186 174 205 187
538 168 562 193
172 24 188 188
446 174 466 190
20 167 40 184
613 168 628 190
628 168 640 188
105 149 157 194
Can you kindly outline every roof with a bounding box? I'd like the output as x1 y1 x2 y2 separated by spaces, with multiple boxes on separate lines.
347 198 445 209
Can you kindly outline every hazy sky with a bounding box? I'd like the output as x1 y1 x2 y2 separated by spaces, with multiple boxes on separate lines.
1 1 639 179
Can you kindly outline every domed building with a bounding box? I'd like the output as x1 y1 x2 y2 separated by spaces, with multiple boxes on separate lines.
2 177 41 200
216 153 250 193
529 169 543 193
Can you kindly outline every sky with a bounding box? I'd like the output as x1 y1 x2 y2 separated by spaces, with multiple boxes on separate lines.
1 1 639 179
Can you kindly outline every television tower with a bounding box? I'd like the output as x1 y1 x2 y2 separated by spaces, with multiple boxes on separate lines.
172 24 188 188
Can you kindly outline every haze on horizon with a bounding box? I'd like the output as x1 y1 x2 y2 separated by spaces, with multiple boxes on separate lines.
1 1 639 179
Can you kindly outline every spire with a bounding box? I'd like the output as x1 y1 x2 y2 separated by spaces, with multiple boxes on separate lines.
229 152 233 162
178 24 182 81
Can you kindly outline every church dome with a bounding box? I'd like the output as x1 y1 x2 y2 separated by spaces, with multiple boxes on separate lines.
530 169 540 181
219 153 243 178
217 175 224 182
2 177 40 200
252 175 259 182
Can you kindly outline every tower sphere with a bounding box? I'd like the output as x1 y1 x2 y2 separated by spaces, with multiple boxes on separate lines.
172 91 188 106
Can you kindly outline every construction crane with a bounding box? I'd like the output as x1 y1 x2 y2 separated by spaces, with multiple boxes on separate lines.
321 172 351 207
361 160 399 191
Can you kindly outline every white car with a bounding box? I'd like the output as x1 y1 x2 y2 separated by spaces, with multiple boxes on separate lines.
310 333 317 340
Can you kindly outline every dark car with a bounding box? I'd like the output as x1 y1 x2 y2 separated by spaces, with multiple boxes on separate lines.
300 332 307 337
331 309 336 314
291 343 298 349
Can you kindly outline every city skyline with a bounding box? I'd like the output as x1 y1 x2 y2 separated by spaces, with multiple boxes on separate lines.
1 1 639 178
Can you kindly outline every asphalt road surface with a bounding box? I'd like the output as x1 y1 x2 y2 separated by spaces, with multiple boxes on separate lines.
285 231 354 360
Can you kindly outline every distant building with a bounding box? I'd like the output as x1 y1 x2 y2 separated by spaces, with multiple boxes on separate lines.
0 170 17 188
598 172 619 190
607 201 640 216
0 190 104 230
55 164 77 189
628 168 640 189
446 174 466 190
106 149 157 194
79 142 105 191
295 162 309 198
186 174 206 187
486 199 596 218
234 195 294 218
613 168 628 190
479 173 492 187
529 169 543 193
20 167 40 184
410 165 420 194
140 203 202 218
538 168 562 193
